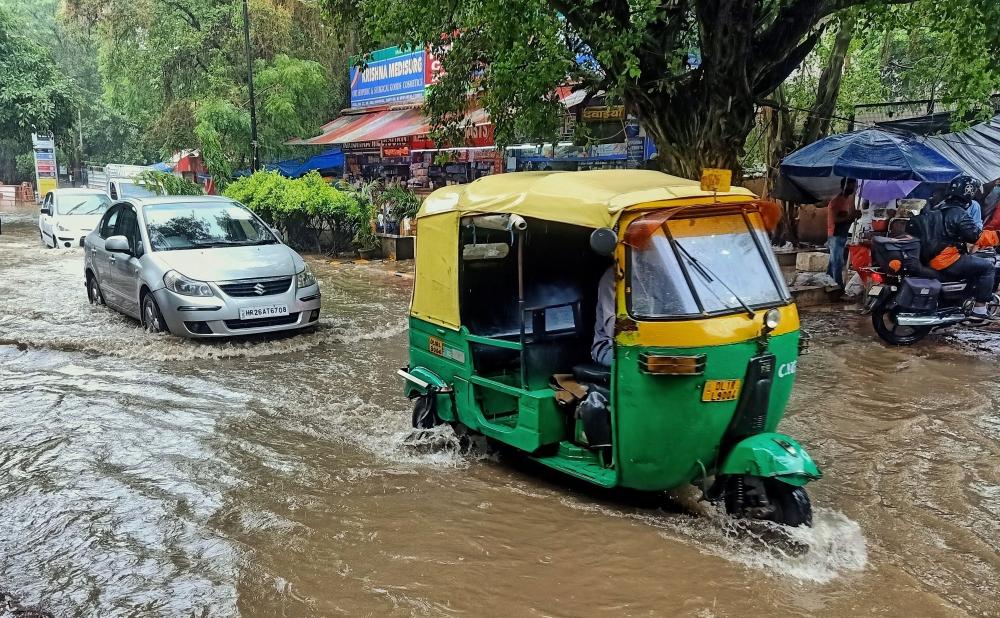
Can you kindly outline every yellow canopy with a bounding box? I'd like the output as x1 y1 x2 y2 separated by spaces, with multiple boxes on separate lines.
412 170 758 330
417 170 756 229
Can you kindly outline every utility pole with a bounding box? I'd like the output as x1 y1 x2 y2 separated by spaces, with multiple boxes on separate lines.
78 108 84 187
242 0 260 172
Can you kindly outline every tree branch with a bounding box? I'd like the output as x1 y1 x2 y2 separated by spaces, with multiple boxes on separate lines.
753 26 825 97
159 0 201 30
819 0 917 19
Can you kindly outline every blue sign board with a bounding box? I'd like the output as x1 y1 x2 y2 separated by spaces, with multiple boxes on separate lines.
350 47 426 108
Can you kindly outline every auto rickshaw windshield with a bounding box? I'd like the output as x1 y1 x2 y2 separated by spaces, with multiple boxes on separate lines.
628 213 790 318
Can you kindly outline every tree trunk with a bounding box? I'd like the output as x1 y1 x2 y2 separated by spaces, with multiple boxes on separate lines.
632 87 758 180
801 14 857 145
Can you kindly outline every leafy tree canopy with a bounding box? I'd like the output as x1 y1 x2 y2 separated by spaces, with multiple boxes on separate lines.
0 7 75 140
62 0 350 176
333 0 1000 178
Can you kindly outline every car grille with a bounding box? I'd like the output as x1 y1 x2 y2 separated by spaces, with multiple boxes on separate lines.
218 277 292 297
224 312 300 330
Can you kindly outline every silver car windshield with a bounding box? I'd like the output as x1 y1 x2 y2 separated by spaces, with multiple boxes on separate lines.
58 193 112 216
144 203 277 251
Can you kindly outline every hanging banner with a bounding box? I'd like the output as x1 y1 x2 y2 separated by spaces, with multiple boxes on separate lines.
350 47 426 108
32 133 58 197
625 118 644 169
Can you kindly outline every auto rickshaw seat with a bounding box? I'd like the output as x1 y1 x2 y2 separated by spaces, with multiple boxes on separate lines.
573 362 611 386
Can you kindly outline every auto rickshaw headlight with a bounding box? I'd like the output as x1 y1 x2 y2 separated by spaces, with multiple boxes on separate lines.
764 308 782 331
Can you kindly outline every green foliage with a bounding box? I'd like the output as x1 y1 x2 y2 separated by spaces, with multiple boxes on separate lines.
255 55 331 157
223 171 370 252
135 170 204 196
381 184 421 221
195 98 251 183
0 7 75 140
61 0 351 177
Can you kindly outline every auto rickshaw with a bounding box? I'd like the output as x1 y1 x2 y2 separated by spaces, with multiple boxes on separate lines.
399 170 820 526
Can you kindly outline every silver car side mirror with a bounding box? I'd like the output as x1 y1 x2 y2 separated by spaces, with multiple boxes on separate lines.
105 235 131 254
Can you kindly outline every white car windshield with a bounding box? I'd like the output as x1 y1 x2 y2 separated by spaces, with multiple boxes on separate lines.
144 203 277 251
119 182 158 198
57 193 112 216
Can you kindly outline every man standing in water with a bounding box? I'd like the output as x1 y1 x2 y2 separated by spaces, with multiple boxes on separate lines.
826 178 858 287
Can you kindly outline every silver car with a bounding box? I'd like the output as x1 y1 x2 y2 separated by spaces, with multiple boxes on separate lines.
83 195 321 337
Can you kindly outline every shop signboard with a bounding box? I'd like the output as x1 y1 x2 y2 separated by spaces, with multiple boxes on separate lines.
591 143 627 157
31 133 58 197
425 50 444 86
343 136 408 152
560 113 577 140
581 106 625 122
626 137 645 169
350 47 426 108
410 124 495 150
382 143 411 158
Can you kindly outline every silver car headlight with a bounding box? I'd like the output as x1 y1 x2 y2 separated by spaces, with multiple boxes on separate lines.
163 270 214 297
295 264 317 289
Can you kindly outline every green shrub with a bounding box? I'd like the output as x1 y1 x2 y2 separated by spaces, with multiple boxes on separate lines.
382 184 421 221
224 170 367 253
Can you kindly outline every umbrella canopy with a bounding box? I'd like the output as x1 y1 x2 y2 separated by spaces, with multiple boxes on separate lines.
858 179 920 203
780 128 961 182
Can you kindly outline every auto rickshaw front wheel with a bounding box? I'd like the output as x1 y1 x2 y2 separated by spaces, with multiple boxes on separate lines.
411 393 440 429
721 475 813 527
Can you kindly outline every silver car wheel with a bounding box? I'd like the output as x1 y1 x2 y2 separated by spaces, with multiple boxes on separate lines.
88 276 105 305
142 296 165 333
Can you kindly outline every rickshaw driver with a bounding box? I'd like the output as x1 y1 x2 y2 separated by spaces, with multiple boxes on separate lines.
591 265 616 366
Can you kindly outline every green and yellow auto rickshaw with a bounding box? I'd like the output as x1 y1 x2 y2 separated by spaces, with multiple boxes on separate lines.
399 170 820 526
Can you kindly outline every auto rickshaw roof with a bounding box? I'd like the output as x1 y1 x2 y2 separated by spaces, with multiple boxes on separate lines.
417 170 757 228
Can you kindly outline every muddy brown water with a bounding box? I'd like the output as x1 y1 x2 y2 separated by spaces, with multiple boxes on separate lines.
1 206 998 617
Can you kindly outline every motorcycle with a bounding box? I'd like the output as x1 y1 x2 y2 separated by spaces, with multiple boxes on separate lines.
867 236 1000 345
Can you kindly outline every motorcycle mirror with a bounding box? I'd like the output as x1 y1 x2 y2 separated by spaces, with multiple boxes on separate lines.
590 228 617 256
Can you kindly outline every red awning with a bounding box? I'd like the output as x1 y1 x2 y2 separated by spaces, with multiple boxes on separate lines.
292 107 491 146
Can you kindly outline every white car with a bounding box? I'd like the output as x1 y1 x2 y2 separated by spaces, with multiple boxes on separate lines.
39 188 113 249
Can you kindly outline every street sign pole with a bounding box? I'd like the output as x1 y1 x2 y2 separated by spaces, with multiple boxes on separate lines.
242 0 260 172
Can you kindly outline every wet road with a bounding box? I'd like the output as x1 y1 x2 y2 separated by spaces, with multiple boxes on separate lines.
1 206 998 617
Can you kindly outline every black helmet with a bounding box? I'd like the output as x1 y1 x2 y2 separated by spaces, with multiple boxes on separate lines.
946 175 982 203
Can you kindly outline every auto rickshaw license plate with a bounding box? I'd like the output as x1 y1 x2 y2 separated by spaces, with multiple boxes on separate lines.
428 336 444 356
702 379 742 402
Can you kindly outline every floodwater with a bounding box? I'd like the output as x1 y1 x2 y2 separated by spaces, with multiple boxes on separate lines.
1 205 998 617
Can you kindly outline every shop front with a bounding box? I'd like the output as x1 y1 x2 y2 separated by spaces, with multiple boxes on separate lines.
290 46 654 191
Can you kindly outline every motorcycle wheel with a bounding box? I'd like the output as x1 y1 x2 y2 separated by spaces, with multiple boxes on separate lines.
871 303 931 345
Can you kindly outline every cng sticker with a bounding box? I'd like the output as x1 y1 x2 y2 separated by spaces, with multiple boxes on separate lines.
428 336 444 356
778 361 797 378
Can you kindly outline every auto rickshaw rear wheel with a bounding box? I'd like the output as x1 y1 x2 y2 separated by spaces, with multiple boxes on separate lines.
722 475 812 527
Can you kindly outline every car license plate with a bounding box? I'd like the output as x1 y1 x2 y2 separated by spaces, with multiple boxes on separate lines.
868 284 883 297
239 304 288 320
702 379 742 402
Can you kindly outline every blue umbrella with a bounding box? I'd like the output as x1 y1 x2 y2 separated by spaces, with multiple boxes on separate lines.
780 128 961 182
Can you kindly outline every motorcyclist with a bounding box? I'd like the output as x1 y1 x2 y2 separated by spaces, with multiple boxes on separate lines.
927 175 999 322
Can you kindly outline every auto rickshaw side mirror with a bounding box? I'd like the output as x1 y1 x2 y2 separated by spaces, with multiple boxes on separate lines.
590 228 617 256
